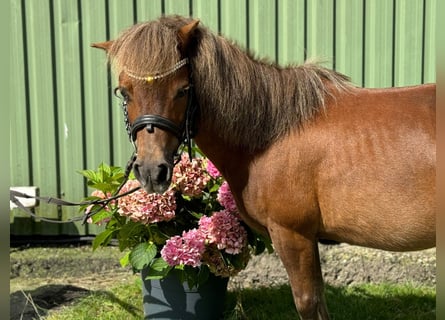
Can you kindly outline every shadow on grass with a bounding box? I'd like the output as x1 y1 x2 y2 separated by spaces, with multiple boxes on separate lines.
224 284 436 320
10 284 141 320
10 283 435 320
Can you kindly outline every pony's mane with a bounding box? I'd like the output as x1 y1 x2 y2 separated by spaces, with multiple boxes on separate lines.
107 15 353 152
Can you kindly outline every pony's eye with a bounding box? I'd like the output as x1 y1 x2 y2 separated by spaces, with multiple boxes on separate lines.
175 85 190 99
114 87 130 101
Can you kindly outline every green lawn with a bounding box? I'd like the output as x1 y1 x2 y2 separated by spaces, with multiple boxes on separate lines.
45 280 435 320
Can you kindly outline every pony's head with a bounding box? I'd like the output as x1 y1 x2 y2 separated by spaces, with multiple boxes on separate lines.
92 17 200 194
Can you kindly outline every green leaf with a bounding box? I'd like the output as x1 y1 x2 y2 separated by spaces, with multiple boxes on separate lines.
99 162 111 175
184 266 200 288
129 242 157 270
253 239 266 255
209 183 220 193
120 251 130 267
187 210 204 220
197 265 210 286
264 238 274 254
143 258 172 280
118 221 147 246
90 208 113 224
151 258 170 271
92 229 115 250
182 195 192 201
77 169 98 182
88 182 118 193
111 173 125 184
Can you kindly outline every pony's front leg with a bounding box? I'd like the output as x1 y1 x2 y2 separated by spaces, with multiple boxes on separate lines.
268 222 330 320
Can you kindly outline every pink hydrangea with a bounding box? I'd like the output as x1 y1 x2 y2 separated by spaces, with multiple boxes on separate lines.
117 180 176 224
217 181 238 213
161 229 207 267
206 160 221 178
198 210 247 255
172 154 210 197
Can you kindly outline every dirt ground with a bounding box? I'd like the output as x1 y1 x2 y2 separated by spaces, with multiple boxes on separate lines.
10 242 436 319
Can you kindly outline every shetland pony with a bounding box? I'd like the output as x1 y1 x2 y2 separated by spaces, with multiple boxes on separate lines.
92 16 435 319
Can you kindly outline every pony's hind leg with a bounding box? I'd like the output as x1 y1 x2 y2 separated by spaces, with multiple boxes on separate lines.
268 222 330 320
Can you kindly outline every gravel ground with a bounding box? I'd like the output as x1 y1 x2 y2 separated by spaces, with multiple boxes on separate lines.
229 243 436 289
10 242 435 319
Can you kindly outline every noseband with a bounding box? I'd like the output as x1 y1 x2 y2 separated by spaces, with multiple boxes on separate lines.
117 58 198 160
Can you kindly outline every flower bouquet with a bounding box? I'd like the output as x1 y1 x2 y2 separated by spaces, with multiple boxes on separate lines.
79 148 272 288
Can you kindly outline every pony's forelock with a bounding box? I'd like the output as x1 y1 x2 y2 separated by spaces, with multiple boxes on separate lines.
107 16 195 76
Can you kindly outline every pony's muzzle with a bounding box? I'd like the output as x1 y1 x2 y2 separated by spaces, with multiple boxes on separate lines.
133 159 173 194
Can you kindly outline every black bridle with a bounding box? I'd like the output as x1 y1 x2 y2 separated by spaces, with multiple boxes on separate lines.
117 70 198 162
10 59 199 224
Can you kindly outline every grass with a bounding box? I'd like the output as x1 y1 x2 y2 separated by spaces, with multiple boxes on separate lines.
44 279 144 320
44 281 435 320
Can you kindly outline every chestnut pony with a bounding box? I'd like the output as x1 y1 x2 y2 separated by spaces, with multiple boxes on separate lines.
93 16 435 320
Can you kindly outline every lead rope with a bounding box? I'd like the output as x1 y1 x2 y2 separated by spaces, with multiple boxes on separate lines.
10 151 140 225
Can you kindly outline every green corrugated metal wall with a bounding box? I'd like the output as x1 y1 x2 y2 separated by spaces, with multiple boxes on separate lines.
10 0 436 236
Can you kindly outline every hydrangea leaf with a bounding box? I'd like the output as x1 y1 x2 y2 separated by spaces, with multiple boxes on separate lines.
130 242 157 270
143 258 172 279
92 229 115 250
120 251 130 267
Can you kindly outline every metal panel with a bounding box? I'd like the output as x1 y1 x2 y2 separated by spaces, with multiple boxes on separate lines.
10 0 33 235
10 0 31 202
335 0 364 86
306 0 334 69
23 0 60 235
10 0 436 236
81 0 112 172
108 0 137 168
192 0 220 31
52 0 85 234
135 0 163 22
394 0 424 86
164 0 190 16
363 0 394 88
79 0 112 235
423 0 436 83
249 0 277 61
220 0 248 45
277 0 305 66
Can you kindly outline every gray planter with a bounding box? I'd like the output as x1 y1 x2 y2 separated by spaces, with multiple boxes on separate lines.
141 268 229 319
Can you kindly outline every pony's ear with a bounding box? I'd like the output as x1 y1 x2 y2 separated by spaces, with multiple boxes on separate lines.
91 40 113 52
178 19 200 51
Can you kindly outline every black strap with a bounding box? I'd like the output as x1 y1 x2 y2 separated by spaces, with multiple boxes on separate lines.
131 114 183 141
184 83 199 160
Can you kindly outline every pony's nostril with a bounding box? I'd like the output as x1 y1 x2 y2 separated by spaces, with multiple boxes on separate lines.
156 164 170 183
132 161 150 186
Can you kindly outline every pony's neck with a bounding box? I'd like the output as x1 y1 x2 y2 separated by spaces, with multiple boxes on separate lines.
193 127 251 178
193 123 266 233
